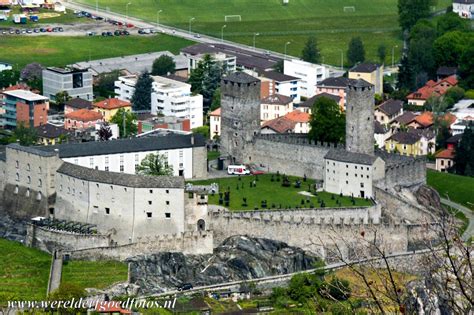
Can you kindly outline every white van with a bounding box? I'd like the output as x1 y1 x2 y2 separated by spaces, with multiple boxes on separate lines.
227 165 251 175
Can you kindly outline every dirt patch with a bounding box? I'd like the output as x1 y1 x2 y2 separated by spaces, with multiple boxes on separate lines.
37 12 61 19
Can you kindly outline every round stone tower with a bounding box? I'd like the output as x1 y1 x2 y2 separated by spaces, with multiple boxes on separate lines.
345 79 375 156
220 72 261 164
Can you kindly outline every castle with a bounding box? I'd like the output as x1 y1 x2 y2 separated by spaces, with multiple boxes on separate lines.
0 72 435 262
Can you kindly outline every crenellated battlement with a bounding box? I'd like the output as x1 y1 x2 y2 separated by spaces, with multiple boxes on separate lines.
255 133 339 148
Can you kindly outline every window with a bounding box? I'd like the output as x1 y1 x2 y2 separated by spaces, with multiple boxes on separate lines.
15 160 19 169
346 181 348 184
105 166 109 171
89 157 94 168
166 201 170 205
120 165 124 172
148 201 152 205
188 192 194 198
15 173 19 182
27 164 30 171
105 207 110 215
38 179 42 188
27 176 31 184
165 213 171 219
360 183 364 188
146 212 152 218
149 189 153 193
166 190 169 194
355 166 358 169
38 167 42 174
346 173 348 176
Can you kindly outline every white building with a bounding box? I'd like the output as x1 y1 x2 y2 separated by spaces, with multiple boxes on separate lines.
259 71 301 103
115 75 204 129
188 52 236 73
323 150 385 199
453 0 474 19
283 59 328 98
209 108 221 139
260 94 294 122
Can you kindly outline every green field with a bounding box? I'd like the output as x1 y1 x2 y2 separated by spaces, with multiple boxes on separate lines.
75 0 451 66
427 169 474 210
0 34 193 68
190 174 372 211
0 238 127 302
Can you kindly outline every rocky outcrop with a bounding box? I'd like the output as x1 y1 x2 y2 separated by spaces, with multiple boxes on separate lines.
415 185 443 213
0 212 27 243
127 235 319 294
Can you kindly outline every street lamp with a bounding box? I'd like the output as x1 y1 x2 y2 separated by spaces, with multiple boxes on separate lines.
253 32 259 50
156 10 162 27
125 2 132 25
189 17 195 35
95 0 99 15
284 41 291 60
221 24 226 42
392 45 399 68
338 49 344 70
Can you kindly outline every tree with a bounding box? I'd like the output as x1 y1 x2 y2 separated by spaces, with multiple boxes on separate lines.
377 44 387 64
408 37 436 87
308 97 345 143
188 54 223 106
301 36 321 64
210 88 221 112
110 108 137 138
397 55 415 91
454 122 474 176
151 55 176 76
131 71 153 111
435 120 452 149
54 91 71 110
347 37 365 67
95 70 120 98
192 125 210 139
98 122 113 141
48 283 86 301
0 69 20 89
397 0 434 31
272 60 284 73
9 124 38 146
459 45 474 89
433 31 471 68
20 63 43 82
443 86 465 109
437 12 470 36
136 153 174 176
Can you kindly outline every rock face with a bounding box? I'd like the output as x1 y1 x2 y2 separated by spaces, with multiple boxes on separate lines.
415 185 443 213
127 235 319 294
0 212 27 243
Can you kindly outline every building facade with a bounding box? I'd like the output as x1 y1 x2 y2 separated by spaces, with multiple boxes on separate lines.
348 63 384 95
260 94 294 122
284 59 328 98
2 89 49 129
42 67 93 101
93 98 131 122
209 108 221 139
453 0 474 19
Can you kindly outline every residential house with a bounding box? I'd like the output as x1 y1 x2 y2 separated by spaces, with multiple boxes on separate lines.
409 128 436 155
348 63 383 95
453 0 474 19
209 108 221 139
2 89 49 129
406 75 458 106
435 134 462 171
93 98 131 122
452 120 471 135
316 76 358 109
297 93 342 113
385 132 422 156
64 98 93 115
390 111 417 130
283 59 329 98
34 123 72 145
374 99 403 125
64 109 103 130
260 94 294 122
374 121 391 149
408 112 456 130
42 67 93 101
261 110 310 134
187 52 236 73
258 71 301 103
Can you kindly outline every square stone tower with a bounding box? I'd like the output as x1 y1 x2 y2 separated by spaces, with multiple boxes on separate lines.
220 72 261 164
345 79 375 156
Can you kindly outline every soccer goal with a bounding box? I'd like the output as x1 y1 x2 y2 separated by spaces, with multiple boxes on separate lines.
224 15 242 22
343 6 355 13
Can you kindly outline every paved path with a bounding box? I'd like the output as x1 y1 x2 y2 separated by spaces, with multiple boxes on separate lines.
47 252 63 295
440 197 474 241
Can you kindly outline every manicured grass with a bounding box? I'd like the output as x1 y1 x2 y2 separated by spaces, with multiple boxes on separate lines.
190 174 372 211
427 169 474 210
0 239 51 301
207 150 220 161
75 0 451 66
61 260 128 290
0 34 193 68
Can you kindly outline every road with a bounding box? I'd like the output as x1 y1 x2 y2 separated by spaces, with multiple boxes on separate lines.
440 197 474 241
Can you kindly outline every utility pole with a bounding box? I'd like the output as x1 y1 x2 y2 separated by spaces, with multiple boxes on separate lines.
122 110 126 138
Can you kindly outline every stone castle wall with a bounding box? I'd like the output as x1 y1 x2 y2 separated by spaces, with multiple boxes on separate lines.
376 157 426 190
2 184 55 219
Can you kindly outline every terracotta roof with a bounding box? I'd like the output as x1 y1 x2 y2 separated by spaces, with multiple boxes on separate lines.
435 148 455 159
209 108 221 116
65 109 103 122
407 75 458 100
1 84 31 93
284 110 310 123
94 98 131 110
393 111 417 125
388 131 421 144
414 112 434 128
262 116 296 133
300 93 341 108
261 94 293 105
377 99 403 116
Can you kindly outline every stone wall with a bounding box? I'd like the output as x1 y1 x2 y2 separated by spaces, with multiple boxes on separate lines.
25 224 112 253
245 134 337 179
376 157 426 190
192 146 207 179
2 184 55 219
66 230 213 261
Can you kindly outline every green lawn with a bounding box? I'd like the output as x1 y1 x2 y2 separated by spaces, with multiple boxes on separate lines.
207 150 220 161
0 35 193 68
190 174 372 211
75 0 451 66
61 260 128 290
427 169 474 210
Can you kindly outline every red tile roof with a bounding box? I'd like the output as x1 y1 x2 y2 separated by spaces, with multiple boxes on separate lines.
65 109 103 122
209 108 221 116
94 98 131 110
407 75 458 101
435 148 455 159
262 116 296 133
284 110 310 123
414 112 434 128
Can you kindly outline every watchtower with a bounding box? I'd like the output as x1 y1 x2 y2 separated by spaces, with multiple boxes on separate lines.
345 79 375 156
220 72 261 164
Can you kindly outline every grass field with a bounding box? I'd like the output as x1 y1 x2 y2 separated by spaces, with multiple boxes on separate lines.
190 174 372 211
75 0 451 66
0 34 193 68
427 170 474 210
0 238 128 302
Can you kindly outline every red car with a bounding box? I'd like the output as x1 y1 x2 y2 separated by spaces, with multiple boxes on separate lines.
126 23 134 28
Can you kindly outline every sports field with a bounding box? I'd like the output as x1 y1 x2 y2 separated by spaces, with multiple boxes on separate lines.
75 0 451 66
0 34 193 68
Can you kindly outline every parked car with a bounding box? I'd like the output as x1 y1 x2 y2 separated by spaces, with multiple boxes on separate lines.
101 31 107 36
86 31 96 36
33 28 39 33
15 29 20 34
194 34 201 38
106 31 113 36
176 283 193 291
47 28 52 32
114 30 121 36
58 27 64 32
40 28 46 32
26 29 32 33
121 30 130 35
9 29 15 34
126 23 134 28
